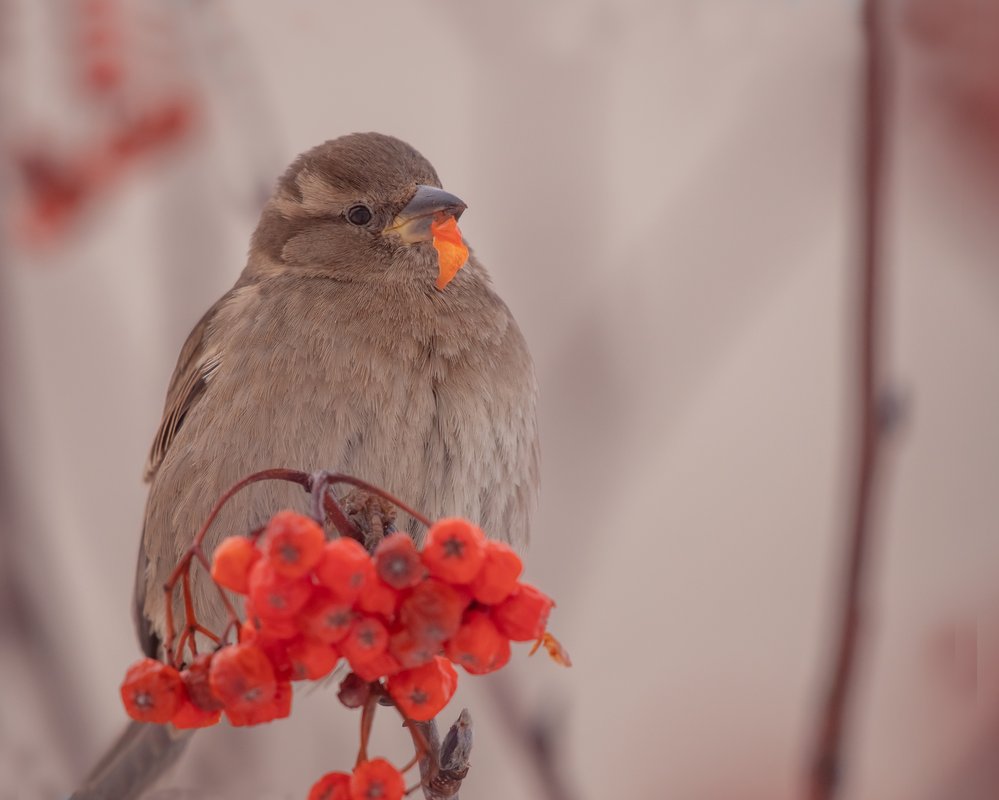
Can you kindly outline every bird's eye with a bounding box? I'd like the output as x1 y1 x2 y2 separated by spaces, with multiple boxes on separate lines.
346 204 373 226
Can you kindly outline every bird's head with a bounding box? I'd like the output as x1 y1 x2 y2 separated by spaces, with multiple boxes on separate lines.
247 132 470 291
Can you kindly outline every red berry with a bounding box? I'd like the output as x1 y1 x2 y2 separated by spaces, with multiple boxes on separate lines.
340 616 389 669
491 583 553 641
225 680 292 727
263 510 325 578
421 518 486 583
388 627 438 669
470 540 523 604
445 611 511 675
247 559 313 621
350 758 405 800
399 578 467 644
170 698 222 729
120 658 184 724
288 637 340 681
299 590 354 644
308 771 351 800
210 536 260 594
386 656 458 722
180 653 223 712
351 650 404 683
208 643 277 712
356 574 400 618
374 532 426 590
315 537 373 602
239 620 296 682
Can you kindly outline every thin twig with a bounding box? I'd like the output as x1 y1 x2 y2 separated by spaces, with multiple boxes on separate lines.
807 0 892 798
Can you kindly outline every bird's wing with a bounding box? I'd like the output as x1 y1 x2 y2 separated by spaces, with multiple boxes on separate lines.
143 304 225 482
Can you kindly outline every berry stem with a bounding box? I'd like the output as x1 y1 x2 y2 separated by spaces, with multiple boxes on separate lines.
356 689 379 767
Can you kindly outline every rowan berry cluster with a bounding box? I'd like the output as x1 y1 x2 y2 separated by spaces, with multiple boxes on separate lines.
120 498 566 800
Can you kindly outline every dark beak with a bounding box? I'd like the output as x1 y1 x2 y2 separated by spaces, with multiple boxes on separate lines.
386 185 467 244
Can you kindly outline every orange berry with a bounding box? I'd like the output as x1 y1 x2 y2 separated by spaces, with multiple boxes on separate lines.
470 540 523 604
239 619 296 682
351 650 404 683
341 616 389 669
210 536 260 594
247 559 314 621
170 698 222 729
299 590 354 643
208 643 277 712
399 578 467 644
263 510 325 578
374 532 426 590
491 583 553 642
309 771 351 800
315 537 373 602
225 680 292 727
350 758 405 800
421 518 486 583
386 656 458 722
356 574 399 618
445 611 511 675
288 637 340 681
120 658 184 724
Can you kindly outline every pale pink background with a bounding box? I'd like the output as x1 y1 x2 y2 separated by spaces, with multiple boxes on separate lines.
1 1 998 799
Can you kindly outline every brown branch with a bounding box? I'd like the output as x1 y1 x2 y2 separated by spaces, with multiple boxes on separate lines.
807 1 893 798
408 710 473 800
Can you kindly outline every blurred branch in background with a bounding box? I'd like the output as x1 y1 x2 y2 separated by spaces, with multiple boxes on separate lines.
807 1 895 798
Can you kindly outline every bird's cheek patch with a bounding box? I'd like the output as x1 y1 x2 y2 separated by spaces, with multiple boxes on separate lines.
430 217 469 291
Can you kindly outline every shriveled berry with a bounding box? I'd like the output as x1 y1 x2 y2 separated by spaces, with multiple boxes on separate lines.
263 510 325 578
356 573 399 618
399 579 466 644
120 658 184 724
491 583 553 641
308 771 351 800
208 643 277 712
470 540 523 604
421 518 486 583
225 680 292 727
340 616 389 668
374 532 426 590
299 590 354 644
170 699 222 729
445 611 511 675
315 537 373 602
386 656 458 722
337 672 371 708
288 637 340 681
210 536 260 594
247 559 313 620
350 758 405 800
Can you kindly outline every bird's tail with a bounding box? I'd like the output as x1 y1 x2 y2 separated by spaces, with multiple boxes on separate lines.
69 721 193 800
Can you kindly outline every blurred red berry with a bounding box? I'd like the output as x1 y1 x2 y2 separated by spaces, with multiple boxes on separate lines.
263 510 325 578
356 574 400 618
247 559 313 620
225 680 292 727
350 758 405 800
470 540 523 604
386 656 458 722
244 597 301 640
445 611 511 675
170 698 222 729
210 536 260 594
315 537 373 602
341 616 389 669
388 627 438 669
374 532 426 590
240 621 296 682
180 653 223 712
120 658 184 724
288 637 340 681
421 518 486 583
299 590 354 644
491 583 553 641
399 578 466 644
208 643 277 712
308 771 352 800
351 650 404 682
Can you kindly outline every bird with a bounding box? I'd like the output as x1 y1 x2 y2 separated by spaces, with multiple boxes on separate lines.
71 131 540 799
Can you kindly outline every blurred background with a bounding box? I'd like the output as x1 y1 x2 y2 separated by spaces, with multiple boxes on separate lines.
2 1 999 798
